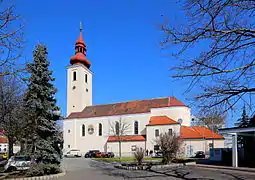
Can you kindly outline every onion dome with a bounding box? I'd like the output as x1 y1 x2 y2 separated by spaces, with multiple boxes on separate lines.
70 23 91 68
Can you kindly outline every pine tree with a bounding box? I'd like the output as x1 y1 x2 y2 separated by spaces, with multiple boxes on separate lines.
24 44 63 165
235 105 249 128
235 105 250 148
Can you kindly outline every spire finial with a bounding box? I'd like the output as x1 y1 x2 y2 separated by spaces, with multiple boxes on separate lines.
80 22 82 32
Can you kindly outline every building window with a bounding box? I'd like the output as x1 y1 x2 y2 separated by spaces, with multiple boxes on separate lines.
134 121 138 135
155 129 159 137
99 123 102 136
3 148 6 152
85 74 88 83
115 122 120 135
168 129 173 136
86 88 88 92
68 145 70 148
68 129 70 133
82 124 85 136
73 71 76 81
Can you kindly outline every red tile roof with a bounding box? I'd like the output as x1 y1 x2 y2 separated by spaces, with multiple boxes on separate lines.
180 126 224 140
0 137 8 143
66 97 187 119
147 116 179 126
107 135 146 142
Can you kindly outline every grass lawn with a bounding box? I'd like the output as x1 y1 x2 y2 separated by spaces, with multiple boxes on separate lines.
93 157 162 163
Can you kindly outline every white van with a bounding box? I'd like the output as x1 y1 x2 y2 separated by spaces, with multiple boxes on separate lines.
64 149 82 158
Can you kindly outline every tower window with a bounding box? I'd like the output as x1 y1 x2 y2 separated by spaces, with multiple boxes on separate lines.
82 124 85 136
68 145 70 148
155 129 159 137
68 129 70 133
99 123 102 136
85 74 88 83
73 71 77 81
86 88 88 92
134 121 138 135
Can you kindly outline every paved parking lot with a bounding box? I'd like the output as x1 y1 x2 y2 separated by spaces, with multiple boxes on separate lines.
58 158 255 180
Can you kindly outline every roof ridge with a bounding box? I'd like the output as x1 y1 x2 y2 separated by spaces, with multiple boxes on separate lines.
84 97 170 108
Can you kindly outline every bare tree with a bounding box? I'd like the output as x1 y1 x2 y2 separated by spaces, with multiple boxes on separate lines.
133 147 145 166
109 117 130 158
155 133 183 164
161 0 255 112
0 75 26 156
0 0 24 76
193 108 226 132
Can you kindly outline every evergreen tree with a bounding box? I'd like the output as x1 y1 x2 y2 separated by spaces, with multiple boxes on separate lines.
235 105 250 148
235 105 249 128
24 44 63 165
248 115 255 127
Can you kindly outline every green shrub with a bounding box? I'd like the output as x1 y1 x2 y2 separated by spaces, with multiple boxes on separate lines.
26 164 62 177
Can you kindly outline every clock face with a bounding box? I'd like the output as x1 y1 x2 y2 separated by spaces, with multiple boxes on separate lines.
88 124 94 135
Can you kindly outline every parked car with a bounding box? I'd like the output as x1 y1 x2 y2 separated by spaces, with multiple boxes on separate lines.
0 159 8 167
153 151 163 158
64 149 82 158
0 153 8 160
95 152 106 158
105 152 115 158
84 150 100 158
4 156 35 172
195 151 205 158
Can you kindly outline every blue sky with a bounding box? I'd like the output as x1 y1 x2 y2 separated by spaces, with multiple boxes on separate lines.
15 0 238 126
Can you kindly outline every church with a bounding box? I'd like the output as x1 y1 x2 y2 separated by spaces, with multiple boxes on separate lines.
63 28 225 157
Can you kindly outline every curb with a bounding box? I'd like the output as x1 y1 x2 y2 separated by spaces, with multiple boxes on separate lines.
190 164 255 173
151 163 183 170
5 171 66 180
114 163 185 171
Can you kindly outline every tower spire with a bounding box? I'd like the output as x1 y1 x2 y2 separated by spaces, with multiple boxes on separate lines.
70 23 91 69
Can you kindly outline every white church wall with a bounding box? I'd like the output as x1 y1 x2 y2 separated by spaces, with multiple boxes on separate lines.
150 106 191 126
63 113 151 155
107 141 146 157
146 124 181 152
63 120 76 153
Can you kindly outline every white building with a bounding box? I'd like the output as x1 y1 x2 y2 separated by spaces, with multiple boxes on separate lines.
63 28 224 157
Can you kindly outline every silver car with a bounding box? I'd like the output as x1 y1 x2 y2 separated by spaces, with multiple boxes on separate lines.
4 156 35 172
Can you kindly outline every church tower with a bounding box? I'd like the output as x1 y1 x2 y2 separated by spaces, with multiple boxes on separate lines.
66 24 92 116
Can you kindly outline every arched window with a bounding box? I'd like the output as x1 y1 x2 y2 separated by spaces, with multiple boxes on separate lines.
85 74 88 83
73 71 77 81
115 122 120 135
134 121 138 135
82 124 85 136
99 123 102 136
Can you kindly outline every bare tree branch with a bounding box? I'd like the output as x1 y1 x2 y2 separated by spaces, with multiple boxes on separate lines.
161 0 255 112
108 117 131 158
0 1 24 76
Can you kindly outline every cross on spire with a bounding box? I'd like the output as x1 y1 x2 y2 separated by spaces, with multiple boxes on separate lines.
80 22 82 32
